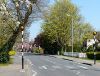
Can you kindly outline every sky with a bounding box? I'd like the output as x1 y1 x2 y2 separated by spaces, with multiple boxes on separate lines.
29 0 100 40
29 20 43 41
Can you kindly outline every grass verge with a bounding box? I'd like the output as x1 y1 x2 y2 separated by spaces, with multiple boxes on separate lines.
0 57 14 66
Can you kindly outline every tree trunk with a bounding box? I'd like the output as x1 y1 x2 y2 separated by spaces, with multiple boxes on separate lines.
0 2 32 53
0 24 22 53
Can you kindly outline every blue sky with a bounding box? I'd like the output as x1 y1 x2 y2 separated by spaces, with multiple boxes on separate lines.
72 0 100 30
29 20 43 40
29 0 100 40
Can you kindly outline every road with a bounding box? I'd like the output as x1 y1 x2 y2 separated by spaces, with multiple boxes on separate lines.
24 53 100 76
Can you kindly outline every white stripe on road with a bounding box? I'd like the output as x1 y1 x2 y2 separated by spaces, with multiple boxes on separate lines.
32 70 37 76
65 66 75 69
52 65 61 69
76 71 80 75
79 66 88 69
42 66 47 69
27 59 34 66
45 59 56 64
39 66 48 70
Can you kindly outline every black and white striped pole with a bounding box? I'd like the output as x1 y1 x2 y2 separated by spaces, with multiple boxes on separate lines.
21 25 24 70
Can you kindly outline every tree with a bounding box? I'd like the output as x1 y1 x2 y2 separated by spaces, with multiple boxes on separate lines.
96 31 100 41
73 22 94 52
0 15 16 48
42 0 94 53
42 0 76 52
33 32 61 54
0 0 48 53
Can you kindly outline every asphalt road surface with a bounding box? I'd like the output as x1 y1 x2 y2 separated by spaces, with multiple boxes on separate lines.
24 53 100 76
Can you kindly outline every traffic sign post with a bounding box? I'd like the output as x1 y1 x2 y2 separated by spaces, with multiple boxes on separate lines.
93 32 97 64
21 26 24 69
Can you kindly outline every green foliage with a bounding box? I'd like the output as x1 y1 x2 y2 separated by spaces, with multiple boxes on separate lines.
41 0 94 53
87 45 94 52
34 47 40 53
33 33 61 54
0 15 16 48
0 52 10 63
39 47 44 54
74 45 81 52
86 52 94 59
8 50 16 56
96 43 100 51
86 52 100 60
0 0 48 53
96 32 100 41
42 0 79 51
34 47 44 54
0 58 14 66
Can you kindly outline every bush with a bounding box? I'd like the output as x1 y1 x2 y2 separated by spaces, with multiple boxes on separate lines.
0 52 10 63
8 50 16 56
34 47 39 53
39 47 44 54
96 43 100 51
87 45 94 52
86 52 100 60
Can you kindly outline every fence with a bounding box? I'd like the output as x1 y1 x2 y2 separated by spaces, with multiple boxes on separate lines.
64 52 86 58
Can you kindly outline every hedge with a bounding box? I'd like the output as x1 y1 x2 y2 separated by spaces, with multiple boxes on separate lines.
86 52 100 60
0 52 10 63
8 50 16 56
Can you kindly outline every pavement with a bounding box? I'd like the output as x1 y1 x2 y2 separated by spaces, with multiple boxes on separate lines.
53 55 100 68
0 54 32 76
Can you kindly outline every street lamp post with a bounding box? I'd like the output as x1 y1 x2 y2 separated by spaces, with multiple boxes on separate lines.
71 17 74 57
93 32 97 64
66 14 74 57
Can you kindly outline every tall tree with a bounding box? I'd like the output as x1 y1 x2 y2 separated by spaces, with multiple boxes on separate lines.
42 0 80 52
33 32 61 54
0 0 48 53
0 15 16 48
96 31 100 41
42 0 94 52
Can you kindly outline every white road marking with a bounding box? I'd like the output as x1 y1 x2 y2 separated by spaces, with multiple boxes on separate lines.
39 66 48 70
39 67 42 69
27 59 34 66
45 59 56 64
76 71 80 75
42 66 47 69
79 66 88 69
52 65 61 69
65 66 75 69
20 69 25 72
32 70 37 76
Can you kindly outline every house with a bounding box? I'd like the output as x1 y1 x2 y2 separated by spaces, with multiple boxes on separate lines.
87 39 98 49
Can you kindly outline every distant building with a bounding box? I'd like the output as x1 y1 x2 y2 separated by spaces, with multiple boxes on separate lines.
87 39 98 49
16 42 32 52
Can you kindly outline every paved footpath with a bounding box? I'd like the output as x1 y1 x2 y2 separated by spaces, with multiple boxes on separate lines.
0 55 31 76
54 55 100 68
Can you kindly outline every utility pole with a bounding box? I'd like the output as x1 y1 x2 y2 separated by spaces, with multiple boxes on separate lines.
93 31 97 64
71 17 74 57
66 14 74 57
